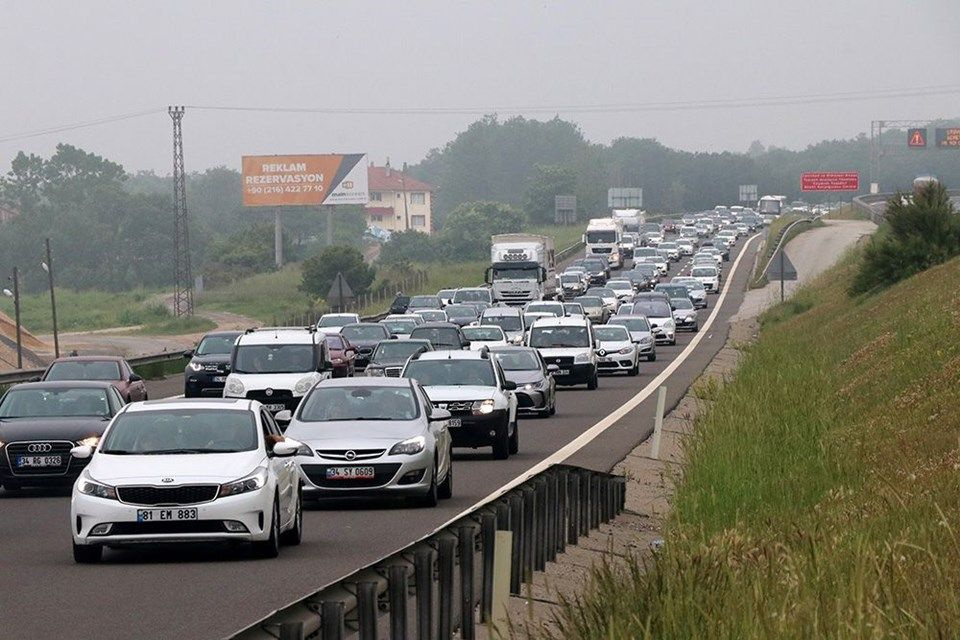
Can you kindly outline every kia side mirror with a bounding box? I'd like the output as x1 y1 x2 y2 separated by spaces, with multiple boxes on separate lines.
70 445 93 459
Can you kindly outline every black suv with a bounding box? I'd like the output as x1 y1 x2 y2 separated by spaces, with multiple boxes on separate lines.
184 331 242 397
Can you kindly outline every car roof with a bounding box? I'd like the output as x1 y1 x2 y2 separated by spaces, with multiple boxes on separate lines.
237 328 319 345
412 322 460 329
482 307 521 316
49 355 125 363
530 316 591 328
314 376 413 388
125 397 256 412
416 349 488 361
6 380 121 391
201 330 243 338
463 324 505 332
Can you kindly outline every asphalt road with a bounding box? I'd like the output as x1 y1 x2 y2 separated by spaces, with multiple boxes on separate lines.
0 234 763 640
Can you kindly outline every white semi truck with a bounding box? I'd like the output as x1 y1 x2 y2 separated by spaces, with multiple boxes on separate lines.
584 217 623 268
611 208 645 233
485 234 557 305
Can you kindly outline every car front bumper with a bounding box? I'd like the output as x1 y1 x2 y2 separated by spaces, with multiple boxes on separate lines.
552 363 596 385
516 388 549 413
596 353 636 373
298 450 435 499
71 487 273 546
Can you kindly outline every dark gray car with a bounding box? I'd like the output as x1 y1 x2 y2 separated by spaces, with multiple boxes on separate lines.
488 346 557 418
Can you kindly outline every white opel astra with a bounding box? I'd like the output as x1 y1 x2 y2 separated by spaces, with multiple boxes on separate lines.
70 398 303 563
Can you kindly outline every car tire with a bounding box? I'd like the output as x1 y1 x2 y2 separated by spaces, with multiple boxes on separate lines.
647 351 657 362
587 373 598 390
669 338 677 346
279 487 303 546
629 361 640 376
415 467 440 507
438 458 453 500
692 324 699 333
492 421 510 460
508 421 519 455
252 498 281 558
73 542 103 564
142 393 149 401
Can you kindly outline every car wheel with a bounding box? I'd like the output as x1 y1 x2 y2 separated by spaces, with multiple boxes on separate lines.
252 498 281 558
629 361 640 376
415 467 439 507
279 487 303 546
492 421 510 460
692 323 699 333
587 373 598 390
669 338 677 346
508 421 519 455
548 392 557 416
438 457 453 500
73 542 102 564
142 393 149 401
648 352 657 362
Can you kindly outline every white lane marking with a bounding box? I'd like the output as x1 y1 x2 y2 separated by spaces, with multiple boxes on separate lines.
440 232 764 522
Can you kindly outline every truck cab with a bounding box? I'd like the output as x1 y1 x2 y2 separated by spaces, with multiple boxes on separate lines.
486 234 557 306
584 218 623 269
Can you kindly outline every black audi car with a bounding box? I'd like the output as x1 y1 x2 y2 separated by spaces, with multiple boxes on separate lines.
183 330 242 397
0 381 126 490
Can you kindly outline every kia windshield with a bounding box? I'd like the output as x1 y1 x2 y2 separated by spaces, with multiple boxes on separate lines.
233 344 316 374
99 409 258 454
529 326 591 348
404 360 496 386
298 386 418 422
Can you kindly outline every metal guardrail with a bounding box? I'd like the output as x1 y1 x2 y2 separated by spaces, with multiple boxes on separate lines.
759 215 819 279
234 464 625 640
555 240 584 263
0 350 187 387
853 189 960 225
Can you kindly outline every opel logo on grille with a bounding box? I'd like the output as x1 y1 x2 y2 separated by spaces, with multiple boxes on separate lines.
345 450 357 461
27 443 52 453
161 477 175 483
265 388 274 397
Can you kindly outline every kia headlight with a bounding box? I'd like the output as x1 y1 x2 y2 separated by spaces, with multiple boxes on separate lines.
75 436 100 448
574 353 591 363
224 377 244 397
187 361 204 372
294 375 318 395
218 466 267 498
472 399 496 415
78 473 117 500
389 435 426 456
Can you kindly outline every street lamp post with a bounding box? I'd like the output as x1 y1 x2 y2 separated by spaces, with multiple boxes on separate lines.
42 238 60 358
3 267 22 368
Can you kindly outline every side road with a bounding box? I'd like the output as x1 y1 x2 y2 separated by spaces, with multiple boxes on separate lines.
483 218 875 638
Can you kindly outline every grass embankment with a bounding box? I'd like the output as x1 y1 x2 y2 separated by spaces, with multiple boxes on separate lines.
0 289 175 333
547 247 960 639
826 204 871 221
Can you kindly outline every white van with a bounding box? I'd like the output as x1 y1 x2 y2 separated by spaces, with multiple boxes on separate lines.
526 316 599 390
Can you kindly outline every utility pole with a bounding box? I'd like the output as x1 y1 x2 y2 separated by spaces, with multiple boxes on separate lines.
10 267 22 368
274 208 284 268
169 106 194 316
326 206 335 246
400 174 410 230
43 238 60 358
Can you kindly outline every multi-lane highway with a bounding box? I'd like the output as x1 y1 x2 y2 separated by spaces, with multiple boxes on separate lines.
0 232 763 640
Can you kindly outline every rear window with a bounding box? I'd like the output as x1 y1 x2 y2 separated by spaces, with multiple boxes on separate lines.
410 327 462 348
631 302 671 317
693 267 718 277
45 360 120 381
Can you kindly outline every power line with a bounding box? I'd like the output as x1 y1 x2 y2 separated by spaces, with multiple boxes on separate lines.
187 84 960 116
0 108 165 144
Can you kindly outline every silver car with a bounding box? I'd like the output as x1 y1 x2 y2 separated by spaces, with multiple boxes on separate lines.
283 377 453 507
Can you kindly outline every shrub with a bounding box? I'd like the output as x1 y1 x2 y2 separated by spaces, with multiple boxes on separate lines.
300 245 375 300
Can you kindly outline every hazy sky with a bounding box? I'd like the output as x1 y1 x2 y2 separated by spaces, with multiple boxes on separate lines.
2 0 959 174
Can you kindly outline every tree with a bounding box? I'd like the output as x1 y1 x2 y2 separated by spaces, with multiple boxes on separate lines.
851 181 960 294
438 201 525 260
522 164 577 224
378 229 439 266
300 245 376 300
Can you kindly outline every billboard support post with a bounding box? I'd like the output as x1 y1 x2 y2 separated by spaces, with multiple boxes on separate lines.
326 206 334 246
274 209 283 268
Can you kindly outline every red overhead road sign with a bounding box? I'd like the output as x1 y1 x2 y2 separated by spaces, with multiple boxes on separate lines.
908 128 927 147
801 172 860 192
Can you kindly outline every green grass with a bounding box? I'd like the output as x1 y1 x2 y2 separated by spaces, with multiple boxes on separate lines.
544 246 960 639
825 204 870 221
196 265 310 323
0 289 167 334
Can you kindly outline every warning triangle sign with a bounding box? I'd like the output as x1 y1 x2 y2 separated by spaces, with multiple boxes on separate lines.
766 249 798 281
908 128 927 148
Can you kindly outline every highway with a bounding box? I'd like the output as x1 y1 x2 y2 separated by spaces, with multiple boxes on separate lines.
0 233 762 640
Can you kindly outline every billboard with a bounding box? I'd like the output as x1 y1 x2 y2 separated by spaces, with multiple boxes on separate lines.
608 187 643 209
800 172 859 192
739 184 758 202
242 154 368 207
935 128 960 149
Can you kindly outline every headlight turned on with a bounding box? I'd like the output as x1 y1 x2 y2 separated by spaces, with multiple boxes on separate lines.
218 467 267 498
188 361 204 372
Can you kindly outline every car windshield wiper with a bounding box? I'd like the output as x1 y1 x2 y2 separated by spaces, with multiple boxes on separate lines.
141 448 211 455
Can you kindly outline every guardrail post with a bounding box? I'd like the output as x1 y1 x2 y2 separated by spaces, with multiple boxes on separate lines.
590 475 601 529
438 537 455 640
545 473 557 563
480 512 496 623
579 471 591 536
458 525 476 640
495 500 510 531
534 478 547 571
279 621 305 640
509 493 523 594
556 469 568 554
601 478 611 524
358 581 379 640
414 548 434 640
389 565 409 640
321 600 345 640
567 472 580 545
521 486 535 583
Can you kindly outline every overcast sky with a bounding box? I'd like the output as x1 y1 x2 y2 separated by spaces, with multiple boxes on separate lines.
1 0 959 174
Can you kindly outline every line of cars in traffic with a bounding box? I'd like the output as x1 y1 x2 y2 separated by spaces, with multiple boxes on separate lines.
0 210 753 562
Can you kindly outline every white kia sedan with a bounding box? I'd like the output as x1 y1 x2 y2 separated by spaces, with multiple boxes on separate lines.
69 398 303 563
